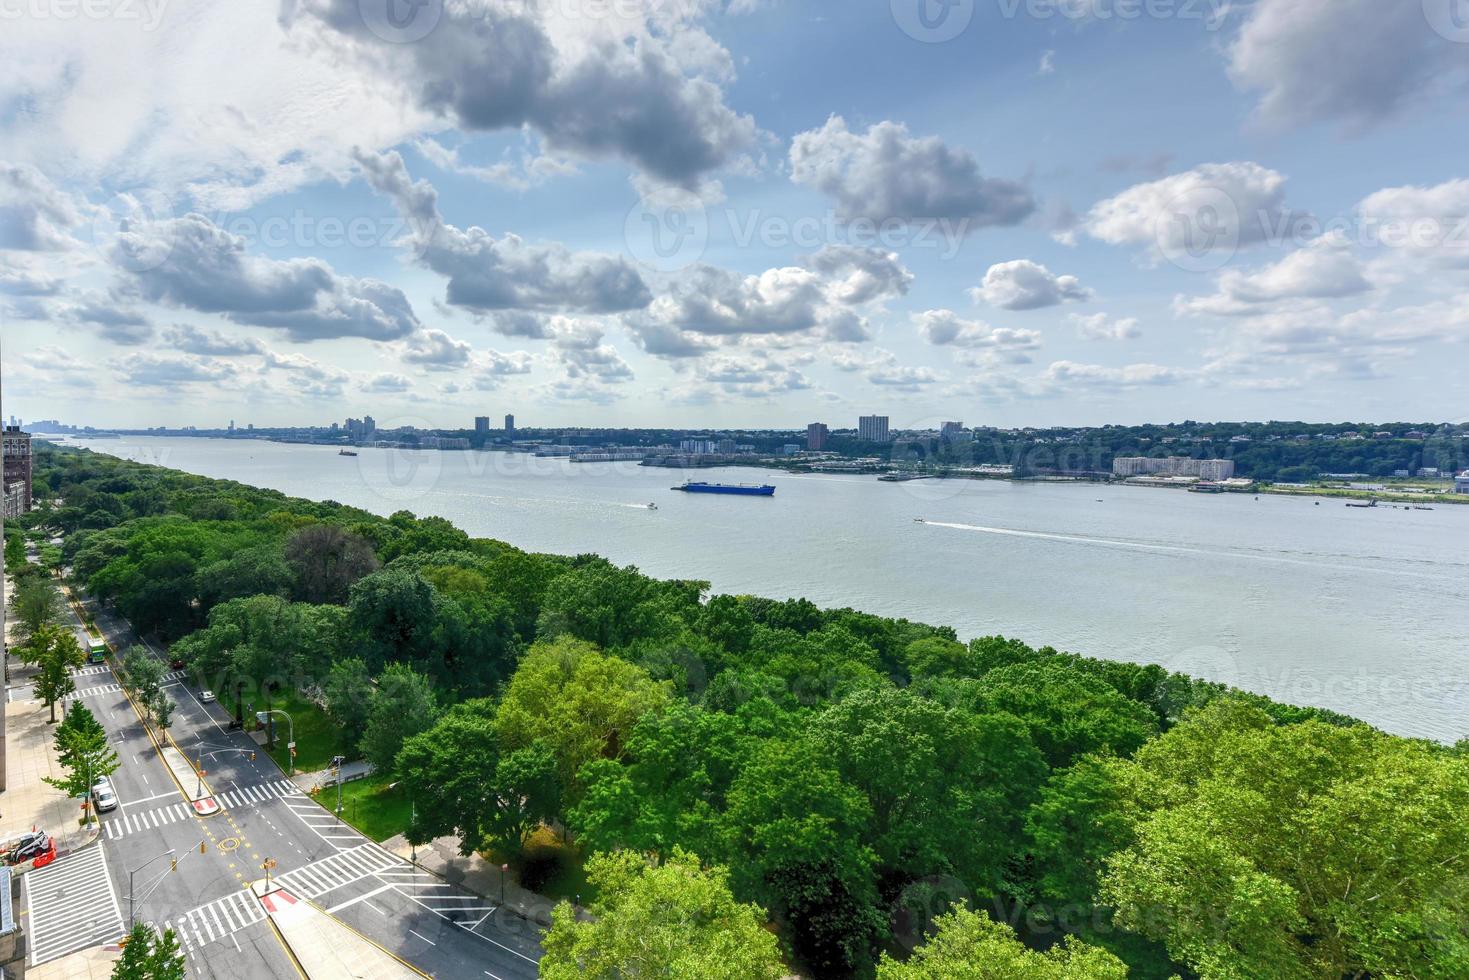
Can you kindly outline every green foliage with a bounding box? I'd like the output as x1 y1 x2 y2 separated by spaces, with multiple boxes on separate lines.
11 574 61 648
1098 699 1469 979
360 663 438 773
540 849 785 980
44 704 119 825
32 623 84 722
111 923 185 980
322 657 374 747
495 637 671 794
876 907 1129 979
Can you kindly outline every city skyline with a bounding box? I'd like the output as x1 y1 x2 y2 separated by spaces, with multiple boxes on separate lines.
3 2 1469 429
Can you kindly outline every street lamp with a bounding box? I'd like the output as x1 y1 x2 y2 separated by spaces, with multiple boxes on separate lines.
127 849 175 930
255 709 296 776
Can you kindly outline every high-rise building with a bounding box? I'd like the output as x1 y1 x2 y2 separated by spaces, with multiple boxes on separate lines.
505 414 516 434
228 419 236 432
806 422 829 451
363 415 377 436
2 426 33 517
1112 457 1236 481
940 421 964 438
475 416 490 434
858 415 890 442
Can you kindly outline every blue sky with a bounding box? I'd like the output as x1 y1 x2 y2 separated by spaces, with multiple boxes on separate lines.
2 0 1467 430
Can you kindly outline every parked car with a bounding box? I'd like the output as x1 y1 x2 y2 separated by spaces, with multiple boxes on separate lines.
169 658 184 670
200 690 216 703
92 776 118 813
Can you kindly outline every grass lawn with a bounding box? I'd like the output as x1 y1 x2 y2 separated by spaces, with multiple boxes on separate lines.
251 688 352 775
310 774 412 842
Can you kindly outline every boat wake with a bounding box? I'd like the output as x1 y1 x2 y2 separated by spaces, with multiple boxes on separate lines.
918 521 1446 580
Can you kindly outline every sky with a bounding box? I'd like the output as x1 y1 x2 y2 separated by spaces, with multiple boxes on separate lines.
1 0 1468 431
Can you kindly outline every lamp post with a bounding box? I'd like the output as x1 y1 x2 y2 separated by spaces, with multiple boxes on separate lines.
128 849 175 930
256 709 296 776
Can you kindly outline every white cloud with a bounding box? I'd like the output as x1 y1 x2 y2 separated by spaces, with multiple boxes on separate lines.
1176 234 1373 316
789 116 1034 229
913 310 1043 351
114 212 421 342
1083 162 1304 259
971 259 1091 311
354 149 651 316
1044 360 1191 387
1071 313 1141 341
1357 179 1469 268
1227 0 1468 131
0 164 84 251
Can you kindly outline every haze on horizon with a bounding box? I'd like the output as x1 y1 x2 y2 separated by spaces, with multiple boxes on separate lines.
2 0 1468 430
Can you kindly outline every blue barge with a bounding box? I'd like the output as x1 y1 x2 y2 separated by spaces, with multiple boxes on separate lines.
672 481 776 496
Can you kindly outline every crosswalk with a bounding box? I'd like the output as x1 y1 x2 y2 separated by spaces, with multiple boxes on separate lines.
74 664 115 677
281 793 368 850
373 864 501 930
273 842 409 900
101 780 303 840
213 778 303 810
24 845 127 966
101 801 196 840
168 889 265 955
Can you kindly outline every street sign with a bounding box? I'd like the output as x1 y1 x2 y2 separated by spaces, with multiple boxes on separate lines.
262 858 277 869
287 741 296 750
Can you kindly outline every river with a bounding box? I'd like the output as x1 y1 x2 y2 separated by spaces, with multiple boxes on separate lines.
69 436 1469 742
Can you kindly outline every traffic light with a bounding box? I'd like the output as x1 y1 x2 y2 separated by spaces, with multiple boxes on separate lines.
199 841 207 854
170 859 177 872
250 752 256 762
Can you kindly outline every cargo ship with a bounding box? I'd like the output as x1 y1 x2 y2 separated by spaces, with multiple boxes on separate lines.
672 481 775 496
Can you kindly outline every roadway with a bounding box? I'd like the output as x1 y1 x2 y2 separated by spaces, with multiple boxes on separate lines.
20 588 543 979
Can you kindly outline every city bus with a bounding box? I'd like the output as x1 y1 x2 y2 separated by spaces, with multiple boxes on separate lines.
87 636 107 664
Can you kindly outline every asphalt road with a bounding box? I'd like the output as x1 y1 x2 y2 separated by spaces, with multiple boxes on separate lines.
25 590 543 979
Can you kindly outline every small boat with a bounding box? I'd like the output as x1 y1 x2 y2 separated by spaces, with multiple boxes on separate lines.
913 517 925 523
1345 500 1377 508
338 449 359 457
647 503 658 510
1413 506 1434 511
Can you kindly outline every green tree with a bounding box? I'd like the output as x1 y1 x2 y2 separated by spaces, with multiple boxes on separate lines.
12 575 62 651
541 849 785 980
495 637 670 795
322 657 375 749
285 524 379 604
111 922 186 980
4 528 25 567
45 703 119 828
875 907 1128 979
1099 700 1469 979
33 624 84 722
124 647 166 720
360 663 438 773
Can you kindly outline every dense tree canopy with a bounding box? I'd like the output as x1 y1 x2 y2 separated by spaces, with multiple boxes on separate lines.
31 441 1469 980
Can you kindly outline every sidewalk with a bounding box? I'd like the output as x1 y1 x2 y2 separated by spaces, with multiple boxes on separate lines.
380 833 561 928
290 759 374 794
1 668 101 857
254 882 423 979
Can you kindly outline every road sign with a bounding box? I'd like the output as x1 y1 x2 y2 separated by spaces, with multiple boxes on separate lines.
262 858 277 870
287 741 296 750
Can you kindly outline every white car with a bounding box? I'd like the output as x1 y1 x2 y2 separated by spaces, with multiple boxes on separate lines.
200 690 216 703
92 776 118 813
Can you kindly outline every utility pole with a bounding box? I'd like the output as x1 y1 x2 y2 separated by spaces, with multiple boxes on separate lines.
128 848 176 930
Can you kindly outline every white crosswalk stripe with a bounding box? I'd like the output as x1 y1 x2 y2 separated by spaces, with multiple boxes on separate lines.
100 801 194 840
214 779 303 810
23 845 126 966
273 843 409 900
170 890 265 953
